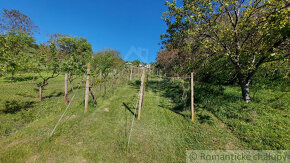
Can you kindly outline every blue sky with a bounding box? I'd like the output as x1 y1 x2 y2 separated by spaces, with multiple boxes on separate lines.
0 0 168 63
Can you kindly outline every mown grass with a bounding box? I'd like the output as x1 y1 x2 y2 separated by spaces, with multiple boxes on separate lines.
146 78 289 150
0 74 250 162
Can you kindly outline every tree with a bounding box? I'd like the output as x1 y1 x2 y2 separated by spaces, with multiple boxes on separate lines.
0 9 38 35
0 31 34 81
0 9 37 81
92 49 124 97
56 35 92 75
131 60 141 67
162 0 289 103
156 46 181 76
32 43 60 101
55 35 93 104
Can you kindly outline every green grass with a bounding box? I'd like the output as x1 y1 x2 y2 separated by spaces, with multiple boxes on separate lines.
195 83 289 150
146 78 289 150
0 74 288 162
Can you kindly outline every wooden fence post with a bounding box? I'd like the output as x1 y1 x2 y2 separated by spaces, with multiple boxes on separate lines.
39 85 42 101
191 72 194 121
84 63 91 113
130 66 133 81
137 68 146 120
64 73 68 104
144 68 149 93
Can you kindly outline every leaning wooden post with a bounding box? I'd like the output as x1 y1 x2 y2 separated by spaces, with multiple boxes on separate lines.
64 73 68 104
191 72 194 121
84 63 91 113
137 68 146 120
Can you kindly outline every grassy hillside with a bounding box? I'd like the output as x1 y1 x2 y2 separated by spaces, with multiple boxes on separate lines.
147 78 289 150
0 75 288 162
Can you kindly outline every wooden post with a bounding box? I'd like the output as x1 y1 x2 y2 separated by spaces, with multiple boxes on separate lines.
130 66 133 81
39 86 42 101
144 68 149 93
84 63 90 113
191 72 194 121
64 73 68 104
99 71 102 91
137 68 146 120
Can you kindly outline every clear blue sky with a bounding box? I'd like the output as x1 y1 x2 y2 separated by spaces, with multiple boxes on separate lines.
0 0 168 63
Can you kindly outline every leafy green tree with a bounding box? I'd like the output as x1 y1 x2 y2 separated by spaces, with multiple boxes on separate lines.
0 31 34 81
55 35 92 103
31 43 60 101
162 0 289 103
131 60 141 67
56 35 93 76
0 9 37 80
92 49 124 97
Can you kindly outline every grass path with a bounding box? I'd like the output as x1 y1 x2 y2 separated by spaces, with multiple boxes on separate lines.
0 78 248 162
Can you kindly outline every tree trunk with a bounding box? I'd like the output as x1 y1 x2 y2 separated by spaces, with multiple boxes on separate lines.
89 87 97 105
191 72 195 121
10 71 14 82
32 72 35 81
114 69 117 84
68 72 74 92
237 72 251 103
39 86 42 101
64 73 68 104
240 82 250 103
104 85 106 98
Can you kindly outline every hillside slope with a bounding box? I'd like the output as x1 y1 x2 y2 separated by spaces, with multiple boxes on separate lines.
0 78 248 162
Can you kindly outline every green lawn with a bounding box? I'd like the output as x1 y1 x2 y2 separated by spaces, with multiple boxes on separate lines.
0 74 288 162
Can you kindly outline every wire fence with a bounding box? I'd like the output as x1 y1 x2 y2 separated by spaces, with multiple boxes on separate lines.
0 68 144 114
0 67 193 138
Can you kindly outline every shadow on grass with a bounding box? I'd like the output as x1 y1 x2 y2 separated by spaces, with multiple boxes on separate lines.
16 93 36 98
130 77 241 120
4 76 38 83
2 100 35 114
44 92 63 99
17 86 78 100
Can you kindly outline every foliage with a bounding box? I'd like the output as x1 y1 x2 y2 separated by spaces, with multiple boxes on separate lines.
0 9 38 35
0 31 35 80
161 0 290 102
156 47 181 76
31 42 61 94
130 59 141 67
92 49 124 79
56 34 93 75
